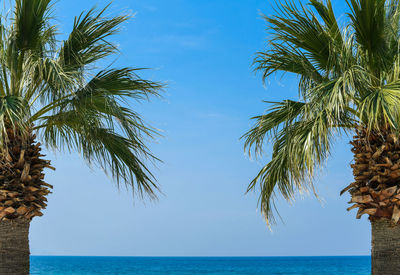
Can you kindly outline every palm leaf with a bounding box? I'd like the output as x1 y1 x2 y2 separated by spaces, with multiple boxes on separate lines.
0 1 163 200
244 0 400 223
59 5 129 72
33 68 162 197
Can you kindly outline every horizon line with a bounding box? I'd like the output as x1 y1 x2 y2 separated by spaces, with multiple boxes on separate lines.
30 255 371 258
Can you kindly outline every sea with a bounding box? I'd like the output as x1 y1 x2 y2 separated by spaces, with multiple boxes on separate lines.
30 256 370 275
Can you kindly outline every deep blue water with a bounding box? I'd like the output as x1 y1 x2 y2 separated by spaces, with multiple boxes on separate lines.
30 256 371 275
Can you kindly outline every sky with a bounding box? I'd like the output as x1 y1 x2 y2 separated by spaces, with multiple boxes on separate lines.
29 0 371 256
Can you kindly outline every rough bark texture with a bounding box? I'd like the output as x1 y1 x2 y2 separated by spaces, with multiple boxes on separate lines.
0 129 53 274
344 129 400 274
0 219 30 275
0 129 53 220
372 219 400 275
344 128 400 222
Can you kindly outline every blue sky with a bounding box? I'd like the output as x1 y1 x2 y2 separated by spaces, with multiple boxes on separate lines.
30 0 370 256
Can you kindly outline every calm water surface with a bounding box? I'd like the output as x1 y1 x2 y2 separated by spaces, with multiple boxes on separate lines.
30 256 370 275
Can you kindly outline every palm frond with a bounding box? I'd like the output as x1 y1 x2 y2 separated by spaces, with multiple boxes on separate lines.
59 5 130 72
247 111 334 224
265 0 343 72
0 1 163 200
13 0 55 51
243 100 306 156
245 0 400 223
33 68 162 197
254 43 324 83
358 81 400 129
0 95 28 146
309 0 342 45
347 0 387 75
37 109 159 197
244 93 356 222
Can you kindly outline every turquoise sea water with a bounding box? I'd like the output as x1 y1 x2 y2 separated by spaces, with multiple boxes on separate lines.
30 256 370 275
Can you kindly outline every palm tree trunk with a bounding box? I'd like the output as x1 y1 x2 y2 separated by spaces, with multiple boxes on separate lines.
0 219 30 275
371 219 400 275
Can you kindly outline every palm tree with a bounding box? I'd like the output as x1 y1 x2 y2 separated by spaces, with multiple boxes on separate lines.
0 0 162 273
243 0 400 273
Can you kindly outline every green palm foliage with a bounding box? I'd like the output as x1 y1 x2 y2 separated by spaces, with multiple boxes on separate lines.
243 0 400 224
0 0 162 198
